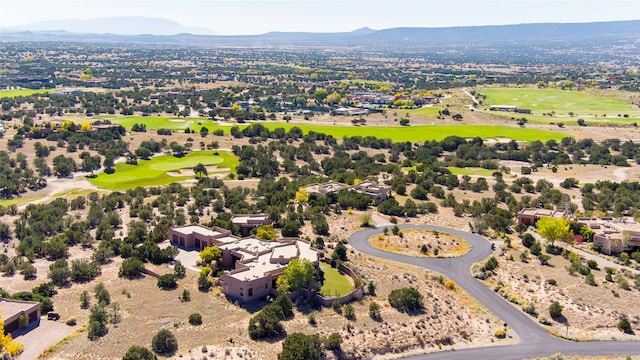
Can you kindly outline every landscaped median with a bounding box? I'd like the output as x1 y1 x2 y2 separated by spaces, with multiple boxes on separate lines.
88 150 238 190
369 228 471 258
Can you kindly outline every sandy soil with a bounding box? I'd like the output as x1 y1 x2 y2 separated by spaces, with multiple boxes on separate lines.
482 241 640 341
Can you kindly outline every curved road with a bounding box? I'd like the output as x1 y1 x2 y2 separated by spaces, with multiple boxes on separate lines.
349 224 640 359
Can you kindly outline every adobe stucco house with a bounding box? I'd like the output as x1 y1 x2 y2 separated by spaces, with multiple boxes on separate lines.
302 180 392 204
517 208 568 226
220 239 318 302
576 217 640 255
0 298 41 335
231 214 272 237
169 224 318 302
169 224 238 250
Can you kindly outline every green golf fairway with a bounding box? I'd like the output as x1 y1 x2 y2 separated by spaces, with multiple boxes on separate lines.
88 150 238 190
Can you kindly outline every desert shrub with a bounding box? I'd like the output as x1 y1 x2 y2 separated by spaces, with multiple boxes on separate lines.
369 302 381 320
482 256 499 271
123 345 157 360
618 316 633 334
323 333 343 351
188 313 202 325
538 315 552 325
523 303 537 316
388 287 424 313
343 304 355 320
66 317 77 326
157 274 178 290
547 279 557 286
549 301 563 319
444 280 456 290
495 329 506 338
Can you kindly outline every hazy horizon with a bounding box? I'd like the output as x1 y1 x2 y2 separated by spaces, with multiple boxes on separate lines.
1 0 639 35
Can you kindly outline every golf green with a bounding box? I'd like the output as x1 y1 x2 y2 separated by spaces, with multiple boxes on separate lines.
88 150 238 190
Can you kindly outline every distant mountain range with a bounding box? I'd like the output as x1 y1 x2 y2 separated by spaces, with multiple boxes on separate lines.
1 19 638 46
1 17 216 36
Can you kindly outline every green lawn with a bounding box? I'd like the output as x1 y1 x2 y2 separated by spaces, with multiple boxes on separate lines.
88 150 238 190
0 89 53 98
319 262 354 297
406 106 442 118
447 167 495 176
479 88 640 117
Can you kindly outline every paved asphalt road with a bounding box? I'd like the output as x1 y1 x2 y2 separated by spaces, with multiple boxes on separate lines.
349 224 640 359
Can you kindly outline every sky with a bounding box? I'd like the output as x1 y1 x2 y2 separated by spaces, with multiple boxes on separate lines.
1 0 639 35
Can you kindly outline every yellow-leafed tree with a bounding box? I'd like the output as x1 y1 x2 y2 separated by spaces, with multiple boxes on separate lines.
536 216 571 246
80 121 91 131
0 310 24 356
295 188 310 204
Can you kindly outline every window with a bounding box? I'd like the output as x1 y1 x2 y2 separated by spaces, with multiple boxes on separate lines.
248 288 253 297
240 288 243 296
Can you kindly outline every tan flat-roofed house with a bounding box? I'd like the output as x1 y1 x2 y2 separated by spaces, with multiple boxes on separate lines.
221 239 318 302
0 298 41 335
517 208 568 226
231 214 272 236
169 224 236 250
169 224 318 302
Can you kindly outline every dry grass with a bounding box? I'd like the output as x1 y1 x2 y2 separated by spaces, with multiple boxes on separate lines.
483 242 640 341
369 229 470 258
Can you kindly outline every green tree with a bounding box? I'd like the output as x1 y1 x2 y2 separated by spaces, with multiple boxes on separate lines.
157 274 178 290
388 287 424 313
123 345 157 360
80 290 90 309
278 333 322 360
522 233 535 248
193 163 207 178
313 88 328 104
536 217 571 246
88 304 109 339
331 241 348 262
276 258 317 293
197 273 212 291
94 283 111 305
174 262 186 278
151 329 178 355
118 257 144 279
